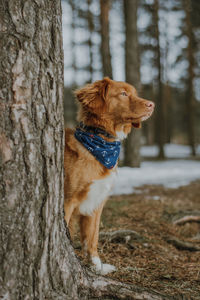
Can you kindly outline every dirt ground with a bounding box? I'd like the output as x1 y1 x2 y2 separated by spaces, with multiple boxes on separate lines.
75 179 200 299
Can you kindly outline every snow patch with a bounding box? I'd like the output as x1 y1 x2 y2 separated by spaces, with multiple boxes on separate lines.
112 160 200 195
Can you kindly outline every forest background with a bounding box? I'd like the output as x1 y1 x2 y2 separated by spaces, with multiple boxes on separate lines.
62 0 200 165
1 0 200 298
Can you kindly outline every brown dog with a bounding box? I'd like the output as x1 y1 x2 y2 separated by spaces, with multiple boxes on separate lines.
64 77 154 274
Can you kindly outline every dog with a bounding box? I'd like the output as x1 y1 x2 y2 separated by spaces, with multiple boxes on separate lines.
64 77 154 275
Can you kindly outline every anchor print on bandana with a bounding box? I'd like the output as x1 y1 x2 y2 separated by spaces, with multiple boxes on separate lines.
102 151 107 157
74 128 121 169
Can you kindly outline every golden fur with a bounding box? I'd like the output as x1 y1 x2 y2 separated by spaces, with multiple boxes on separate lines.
64 77 154 273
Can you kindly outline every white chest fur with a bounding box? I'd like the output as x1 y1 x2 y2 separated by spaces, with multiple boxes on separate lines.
116 130 127 140
79 171 116 216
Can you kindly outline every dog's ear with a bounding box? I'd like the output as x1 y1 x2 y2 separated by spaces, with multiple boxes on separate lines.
75 77 111 110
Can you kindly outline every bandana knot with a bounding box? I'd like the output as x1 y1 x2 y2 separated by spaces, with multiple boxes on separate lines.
74 127 121 169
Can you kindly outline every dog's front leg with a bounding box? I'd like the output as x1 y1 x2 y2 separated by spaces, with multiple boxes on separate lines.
64 198 78 227
79 201 116 275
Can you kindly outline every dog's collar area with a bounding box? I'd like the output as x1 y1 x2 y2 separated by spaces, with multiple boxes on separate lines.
78 122 115 140
74 127 121 169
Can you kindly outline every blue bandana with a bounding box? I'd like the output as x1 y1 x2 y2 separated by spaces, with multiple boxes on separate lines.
74 128 121 169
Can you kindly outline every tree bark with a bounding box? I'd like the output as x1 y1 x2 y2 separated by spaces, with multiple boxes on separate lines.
153 0 165 159
0 0 73 298
0 0 176 299
100 0 113 78
124 0 141 167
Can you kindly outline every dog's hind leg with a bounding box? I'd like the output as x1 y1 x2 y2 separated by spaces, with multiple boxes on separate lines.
79 201 116 275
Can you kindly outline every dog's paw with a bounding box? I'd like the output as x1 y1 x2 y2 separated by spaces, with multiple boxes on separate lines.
91 256 116 275
101 263 116 275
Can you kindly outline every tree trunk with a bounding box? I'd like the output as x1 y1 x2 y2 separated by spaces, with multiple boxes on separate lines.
0 1 176 299
124 0 141 167
153 0 165 159
100 0 113 78
0 0 74 298
69 0 77 84
184 0 196 156
87 0 94 82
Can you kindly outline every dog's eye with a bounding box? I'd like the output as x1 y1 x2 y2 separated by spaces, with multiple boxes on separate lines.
121 91 127 96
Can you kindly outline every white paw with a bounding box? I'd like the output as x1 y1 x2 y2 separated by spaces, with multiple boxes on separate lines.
91 256 116 275
101 263 116 275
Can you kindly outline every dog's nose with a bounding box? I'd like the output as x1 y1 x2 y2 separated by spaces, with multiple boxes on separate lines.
145 101 154 108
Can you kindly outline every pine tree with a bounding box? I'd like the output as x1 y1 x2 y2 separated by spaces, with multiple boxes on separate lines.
124 0 141 167
100 0 113 78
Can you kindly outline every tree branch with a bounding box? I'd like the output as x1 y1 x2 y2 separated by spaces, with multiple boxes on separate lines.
164 236 200 251
86 270 173 300
173 215 200 225
99 229 146 243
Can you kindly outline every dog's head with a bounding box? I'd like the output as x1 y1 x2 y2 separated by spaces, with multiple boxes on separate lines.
75 77 154 137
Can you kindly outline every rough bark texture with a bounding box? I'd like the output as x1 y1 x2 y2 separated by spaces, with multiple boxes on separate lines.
0 1 175 299
0 0 76 299
100 0 113 78
124 0 141 167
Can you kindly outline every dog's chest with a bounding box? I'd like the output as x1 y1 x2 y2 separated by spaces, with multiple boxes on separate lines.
79 171 116 216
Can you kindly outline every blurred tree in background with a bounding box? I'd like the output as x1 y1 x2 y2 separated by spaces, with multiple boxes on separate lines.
124 0 141 167
62 0 200 164
100 0 113 78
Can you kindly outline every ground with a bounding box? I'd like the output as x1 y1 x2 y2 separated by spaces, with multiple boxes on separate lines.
75 179 200 299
